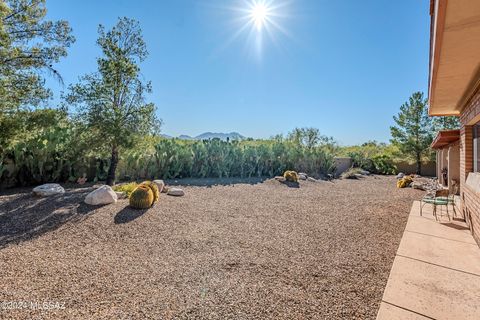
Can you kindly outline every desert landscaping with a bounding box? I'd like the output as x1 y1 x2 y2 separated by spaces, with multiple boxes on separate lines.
0 175 421 319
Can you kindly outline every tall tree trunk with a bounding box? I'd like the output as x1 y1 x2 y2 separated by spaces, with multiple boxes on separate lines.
416 152 421 175
106 145 119 186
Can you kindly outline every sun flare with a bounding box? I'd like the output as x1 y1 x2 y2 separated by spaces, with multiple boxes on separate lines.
217 0 292 59
251 3 269 30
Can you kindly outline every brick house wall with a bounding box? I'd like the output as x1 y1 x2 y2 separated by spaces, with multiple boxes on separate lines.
459 89 480 245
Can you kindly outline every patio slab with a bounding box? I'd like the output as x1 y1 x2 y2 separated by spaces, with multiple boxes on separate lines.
376 302 431 320
377 201 480 320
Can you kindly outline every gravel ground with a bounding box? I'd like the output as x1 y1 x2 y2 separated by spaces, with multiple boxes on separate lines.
0 176 422 319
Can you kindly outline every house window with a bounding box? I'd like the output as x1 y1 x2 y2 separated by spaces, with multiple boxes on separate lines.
474 124 480 172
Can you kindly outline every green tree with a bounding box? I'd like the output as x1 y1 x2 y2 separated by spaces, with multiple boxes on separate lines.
66 17 160 186
432 116 460 131
0 0 74 150
287 127 337 151
390 92 433 174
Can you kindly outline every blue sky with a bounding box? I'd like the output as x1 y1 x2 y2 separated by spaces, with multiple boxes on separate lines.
45 0 430 145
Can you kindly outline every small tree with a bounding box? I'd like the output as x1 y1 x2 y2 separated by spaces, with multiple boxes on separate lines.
66 17 160 186
390 92 433 174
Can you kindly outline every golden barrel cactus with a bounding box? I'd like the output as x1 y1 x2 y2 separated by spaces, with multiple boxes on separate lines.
283 170 299 183
140 181 160 203
129 185 154 209
397 176 413 188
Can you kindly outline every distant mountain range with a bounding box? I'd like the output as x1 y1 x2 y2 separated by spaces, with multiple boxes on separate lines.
161 132 246 141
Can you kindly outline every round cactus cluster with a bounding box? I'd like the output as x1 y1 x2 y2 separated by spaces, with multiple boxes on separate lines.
129 181 160 209
283 170 299 183
397 176 413 188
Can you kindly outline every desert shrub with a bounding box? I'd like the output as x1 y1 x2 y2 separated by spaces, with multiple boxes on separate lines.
283 170 299 182
129 185 154 209
347 151 396 175
371 154 397 175
113 182 138 197
1 126 338 187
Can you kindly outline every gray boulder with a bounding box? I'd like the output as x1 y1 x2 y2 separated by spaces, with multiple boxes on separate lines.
396 172 405 179
411 181 426 191
153 179 165 193
298 173 308 180
33 183 65 197
85 185 117 205
167 188 184 197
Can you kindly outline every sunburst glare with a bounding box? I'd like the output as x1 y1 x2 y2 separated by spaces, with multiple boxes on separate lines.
250 2 269 31
213 0 292 60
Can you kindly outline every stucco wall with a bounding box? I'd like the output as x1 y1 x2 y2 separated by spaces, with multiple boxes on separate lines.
333 157 352 177
394 161 436 177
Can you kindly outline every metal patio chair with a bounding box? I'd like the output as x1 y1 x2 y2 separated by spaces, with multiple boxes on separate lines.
420 189 455 221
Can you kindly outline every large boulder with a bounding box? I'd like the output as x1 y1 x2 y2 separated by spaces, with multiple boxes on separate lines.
167 188 184 197
153 179 165 193
396 172 405 179
33 183 65 197
85 185 117 205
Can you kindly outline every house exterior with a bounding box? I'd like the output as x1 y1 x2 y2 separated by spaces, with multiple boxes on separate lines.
429 0 480 245
431 130 460 194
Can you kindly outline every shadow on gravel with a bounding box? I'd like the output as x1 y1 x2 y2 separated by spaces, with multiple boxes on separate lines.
0 187 95 249
114 207 149 224
280 181 300 188
165 177 268 187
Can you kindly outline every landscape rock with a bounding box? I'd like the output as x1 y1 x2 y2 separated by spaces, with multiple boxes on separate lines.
85 185 117 205
33 183 65 196
115 191 127 199
396 172 405 179
298 173 307 180
411 181 426 191
359 170 370 176
307 177 317 182
274 176 286 182
167 188 184 197
153 179 165 193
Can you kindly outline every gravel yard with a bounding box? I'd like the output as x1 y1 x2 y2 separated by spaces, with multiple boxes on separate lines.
0 175 421 319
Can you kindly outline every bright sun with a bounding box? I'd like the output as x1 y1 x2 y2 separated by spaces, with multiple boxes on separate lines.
250 3 269 30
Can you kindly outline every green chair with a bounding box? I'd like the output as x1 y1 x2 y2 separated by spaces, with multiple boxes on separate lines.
420 189 455 221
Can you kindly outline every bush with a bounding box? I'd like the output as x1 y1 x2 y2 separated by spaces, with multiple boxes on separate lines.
113 182 138 197
347 152 396 175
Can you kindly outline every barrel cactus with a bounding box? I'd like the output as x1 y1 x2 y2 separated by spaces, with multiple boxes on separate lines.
140 180 160 203
129 185 154 209
397 176 413 188
283 170 299 182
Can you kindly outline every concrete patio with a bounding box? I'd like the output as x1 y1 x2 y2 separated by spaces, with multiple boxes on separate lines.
376 201 480 320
